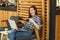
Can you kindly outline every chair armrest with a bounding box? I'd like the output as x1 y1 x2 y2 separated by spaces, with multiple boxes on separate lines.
1 20 8 22
34 26 40 40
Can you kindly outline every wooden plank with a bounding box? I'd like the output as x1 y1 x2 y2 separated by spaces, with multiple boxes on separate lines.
20 6 42 9
20 3 42 6
46 0 50 39
3 11 8 27
55 15 60 40
20 8 42 11
0 10 3 27
20 0 42 2
42 0 45 40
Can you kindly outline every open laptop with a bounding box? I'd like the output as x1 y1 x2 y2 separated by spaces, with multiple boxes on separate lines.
8 20 27 31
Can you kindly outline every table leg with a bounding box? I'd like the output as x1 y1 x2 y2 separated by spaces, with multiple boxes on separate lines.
6 36 9 40
5 34 9 40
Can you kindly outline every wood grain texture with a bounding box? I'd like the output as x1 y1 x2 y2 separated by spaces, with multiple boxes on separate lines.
55 15 60 40
0 10 17 27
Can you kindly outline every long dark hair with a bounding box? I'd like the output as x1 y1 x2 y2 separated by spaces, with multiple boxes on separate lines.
28 5 38 18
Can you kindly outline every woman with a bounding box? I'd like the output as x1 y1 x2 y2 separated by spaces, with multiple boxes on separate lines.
9 5 41 40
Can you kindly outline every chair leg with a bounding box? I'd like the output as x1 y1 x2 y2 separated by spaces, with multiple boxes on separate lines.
1 34 3 40
6 35 9 40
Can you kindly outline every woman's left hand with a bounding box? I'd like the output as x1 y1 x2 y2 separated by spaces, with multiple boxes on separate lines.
29 18 34 23
29 18 39 29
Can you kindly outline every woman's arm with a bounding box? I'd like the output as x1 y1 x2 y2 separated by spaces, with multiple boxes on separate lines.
17 20 26 25
29 18 39 29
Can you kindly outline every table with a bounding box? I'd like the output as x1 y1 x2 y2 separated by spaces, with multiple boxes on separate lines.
0 31 11 40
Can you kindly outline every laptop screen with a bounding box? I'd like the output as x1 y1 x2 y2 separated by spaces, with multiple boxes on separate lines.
8 20 17 29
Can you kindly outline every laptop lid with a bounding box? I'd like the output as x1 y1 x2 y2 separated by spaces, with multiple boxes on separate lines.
8 20 17 29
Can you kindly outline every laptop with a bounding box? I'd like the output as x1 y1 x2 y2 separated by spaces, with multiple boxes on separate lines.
8 20 27 31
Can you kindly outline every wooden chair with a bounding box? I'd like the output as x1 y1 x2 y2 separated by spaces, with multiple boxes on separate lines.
33 26 40 40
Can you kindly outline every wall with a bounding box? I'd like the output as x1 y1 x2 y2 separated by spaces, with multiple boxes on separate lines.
0 10 18 27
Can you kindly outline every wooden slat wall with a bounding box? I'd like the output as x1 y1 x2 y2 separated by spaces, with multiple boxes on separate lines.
42 0 50 40
17 0 50 40
0 10 17 27
41 0 50 40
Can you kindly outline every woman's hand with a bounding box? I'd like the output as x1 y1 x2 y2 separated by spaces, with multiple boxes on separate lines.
29 18 39 29
19 20 25 25
29 18 34 23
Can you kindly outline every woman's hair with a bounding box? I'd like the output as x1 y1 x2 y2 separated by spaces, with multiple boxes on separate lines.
28 5 38 18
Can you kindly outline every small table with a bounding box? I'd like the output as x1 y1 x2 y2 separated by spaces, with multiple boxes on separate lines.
0 31 9 40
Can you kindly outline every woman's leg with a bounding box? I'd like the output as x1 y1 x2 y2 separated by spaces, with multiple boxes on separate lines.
16 26 33 37
9 29 17 40
23 26 33 34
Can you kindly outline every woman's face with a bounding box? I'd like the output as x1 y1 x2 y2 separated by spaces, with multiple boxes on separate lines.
30 8 36 16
